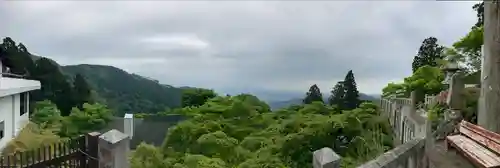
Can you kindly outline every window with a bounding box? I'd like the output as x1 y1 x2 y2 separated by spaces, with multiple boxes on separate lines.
20 93 27 116
0 121 4 139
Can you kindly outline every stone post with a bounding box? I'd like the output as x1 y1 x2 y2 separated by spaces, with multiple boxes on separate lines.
410 91 417 114
447 74 465 111
313 147 341 168
421 116 433 168
98 129 130 168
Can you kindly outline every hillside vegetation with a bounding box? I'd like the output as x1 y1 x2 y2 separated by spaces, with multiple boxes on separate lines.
62 64 182 116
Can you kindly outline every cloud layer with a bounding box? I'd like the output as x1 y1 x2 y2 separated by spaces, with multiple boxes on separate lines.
2 1 477 97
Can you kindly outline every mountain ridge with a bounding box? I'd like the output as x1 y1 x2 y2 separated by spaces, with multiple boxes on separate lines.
267 93 379 110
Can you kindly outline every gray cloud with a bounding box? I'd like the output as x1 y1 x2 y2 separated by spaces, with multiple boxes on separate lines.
2 1 477 97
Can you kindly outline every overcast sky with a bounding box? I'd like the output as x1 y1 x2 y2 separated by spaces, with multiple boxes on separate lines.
1 1 478 97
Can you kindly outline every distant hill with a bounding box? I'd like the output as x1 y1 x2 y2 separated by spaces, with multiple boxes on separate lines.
268 93 379 110
61 64 182 116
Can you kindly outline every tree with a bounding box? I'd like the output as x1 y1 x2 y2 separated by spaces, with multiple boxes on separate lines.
0 38 36 77
411 37 444 72
181 88 217 107
328 81 345 109
33 58 77 116
473 2 484 28
382 65 444 102
343 70 360 110
130 142 168 168
73 73 94 109
303 84 323 104
31 100 63 128
446 27 483 73
61 103 112 137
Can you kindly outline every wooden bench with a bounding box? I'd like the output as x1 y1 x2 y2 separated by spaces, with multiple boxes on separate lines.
446 120 500 168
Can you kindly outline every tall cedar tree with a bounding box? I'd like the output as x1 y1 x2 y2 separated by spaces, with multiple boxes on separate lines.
0 37 90 116
343 70 360 110
473 2 484 28
1 38 36 77
411 37 444 72
73 73 93 109
303 84 323 104
34 58 77 116
328 81 345 110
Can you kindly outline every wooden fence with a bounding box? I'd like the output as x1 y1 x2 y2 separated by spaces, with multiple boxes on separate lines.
0 135 98 168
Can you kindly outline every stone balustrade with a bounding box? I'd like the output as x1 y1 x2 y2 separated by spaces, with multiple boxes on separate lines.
313 91 439 168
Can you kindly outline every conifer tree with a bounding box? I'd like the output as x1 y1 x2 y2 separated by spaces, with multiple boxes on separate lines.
411 37 444 72
73 73 93 109
33 58 77 116
328 81 345 110
303 84 323 104
343 70 360 110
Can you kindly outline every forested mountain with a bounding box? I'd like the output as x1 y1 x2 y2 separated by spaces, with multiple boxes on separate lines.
61 64 182 116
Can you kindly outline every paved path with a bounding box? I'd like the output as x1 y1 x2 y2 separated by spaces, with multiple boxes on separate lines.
428 140 475 168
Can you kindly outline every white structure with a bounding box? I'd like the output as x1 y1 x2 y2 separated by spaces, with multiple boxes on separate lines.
0 61 41 150
123 113 134 139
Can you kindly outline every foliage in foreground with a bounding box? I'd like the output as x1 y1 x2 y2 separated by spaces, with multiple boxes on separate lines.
2 122 62 155
130 94 392 168
30 101 113 138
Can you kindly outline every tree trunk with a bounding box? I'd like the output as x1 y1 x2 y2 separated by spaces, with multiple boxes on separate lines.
479 1 500 133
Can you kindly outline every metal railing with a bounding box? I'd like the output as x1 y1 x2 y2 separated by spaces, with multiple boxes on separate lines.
0 72 27 79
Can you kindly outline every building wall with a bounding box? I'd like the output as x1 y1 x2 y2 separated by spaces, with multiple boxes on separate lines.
13 94 29 137
0 93 30 151
0 95 14 150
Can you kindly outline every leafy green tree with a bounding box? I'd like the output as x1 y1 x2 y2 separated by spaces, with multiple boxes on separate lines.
130 142 168 168
181 88 217 107
180 154 228 168
31 100 63 129
328 81 345 109
61 103 112 137
411 37 444 72
303 84 324 104
157 94 390 168
382 65 444 102
343 70 360 110
237 156 287 168
446 26 483 73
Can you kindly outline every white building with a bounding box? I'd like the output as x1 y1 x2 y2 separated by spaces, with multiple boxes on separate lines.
0 61 41 150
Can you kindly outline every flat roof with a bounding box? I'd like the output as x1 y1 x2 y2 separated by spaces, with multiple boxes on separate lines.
124 113 134 118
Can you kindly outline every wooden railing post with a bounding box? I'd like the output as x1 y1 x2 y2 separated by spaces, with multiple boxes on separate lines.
87 132 101 168
313 147 341 168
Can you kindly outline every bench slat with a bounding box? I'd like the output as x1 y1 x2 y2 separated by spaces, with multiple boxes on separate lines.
460 125 500 155
448 135 500 168
462 120 500 146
